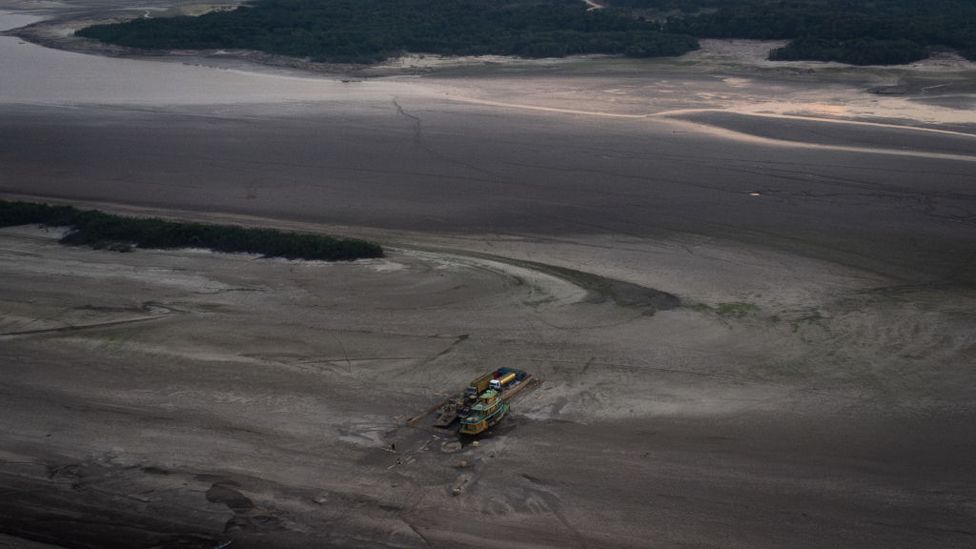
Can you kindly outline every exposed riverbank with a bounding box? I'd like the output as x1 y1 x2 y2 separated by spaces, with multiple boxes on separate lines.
1 1 975 547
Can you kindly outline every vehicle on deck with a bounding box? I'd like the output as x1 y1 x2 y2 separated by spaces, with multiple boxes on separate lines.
423 368 535 434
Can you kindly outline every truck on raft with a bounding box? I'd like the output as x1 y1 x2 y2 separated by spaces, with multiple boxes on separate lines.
408 368 537 436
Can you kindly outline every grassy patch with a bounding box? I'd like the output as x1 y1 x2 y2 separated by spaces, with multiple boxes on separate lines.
0 200 383 261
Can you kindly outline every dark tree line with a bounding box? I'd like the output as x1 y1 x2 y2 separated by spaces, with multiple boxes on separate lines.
76 0 976 66
769 37 929 65
656 0 976 64
77 0 699 64
0 200 383 261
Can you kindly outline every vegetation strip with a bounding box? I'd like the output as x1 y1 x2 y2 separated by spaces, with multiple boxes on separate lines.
0 200 383 261
658 0 976 65
75 0 699 63
76 0 976 66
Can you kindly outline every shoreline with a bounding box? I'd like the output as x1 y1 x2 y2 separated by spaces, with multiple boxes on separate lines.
7 11 976 134
7 4 976 82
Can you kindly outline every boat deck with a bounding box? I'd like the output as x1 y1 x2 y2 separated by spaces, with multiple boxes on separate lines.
407 371 540 433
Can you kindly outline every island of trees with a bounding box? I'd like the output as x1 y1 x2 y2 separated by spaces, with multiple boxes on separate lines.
0 200 383 261
657 0 976 65
76 0 699 63
76 0 976 66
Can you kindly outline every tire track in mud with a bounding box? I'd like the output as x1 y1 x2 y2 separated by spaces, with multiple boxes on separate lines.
392 97 505 179
0 303 176 340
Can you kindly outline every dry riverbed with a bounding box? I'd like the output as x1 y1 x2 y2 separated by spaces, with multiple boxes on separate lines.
1 1 976 547
1 220 974 548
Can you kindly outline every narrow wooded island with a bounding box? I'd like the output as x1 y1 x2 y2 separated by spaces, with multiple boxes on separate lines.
75 0 976 65
0 200 383 260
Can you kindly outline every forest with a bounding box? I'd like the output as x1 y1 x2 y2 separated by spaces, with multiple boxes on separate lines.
77 0 699 64
76 0 976 65
0 201 383 261
659 0 976 64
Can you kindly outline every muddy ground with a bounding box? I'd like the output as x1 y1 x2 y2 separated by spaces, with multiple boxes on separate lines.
1 0 976 547
1 224 974 549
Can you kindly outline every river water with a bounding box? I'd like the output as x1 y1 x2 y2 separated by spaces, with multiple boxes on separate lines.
3 4 976 128
0 9 418 106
